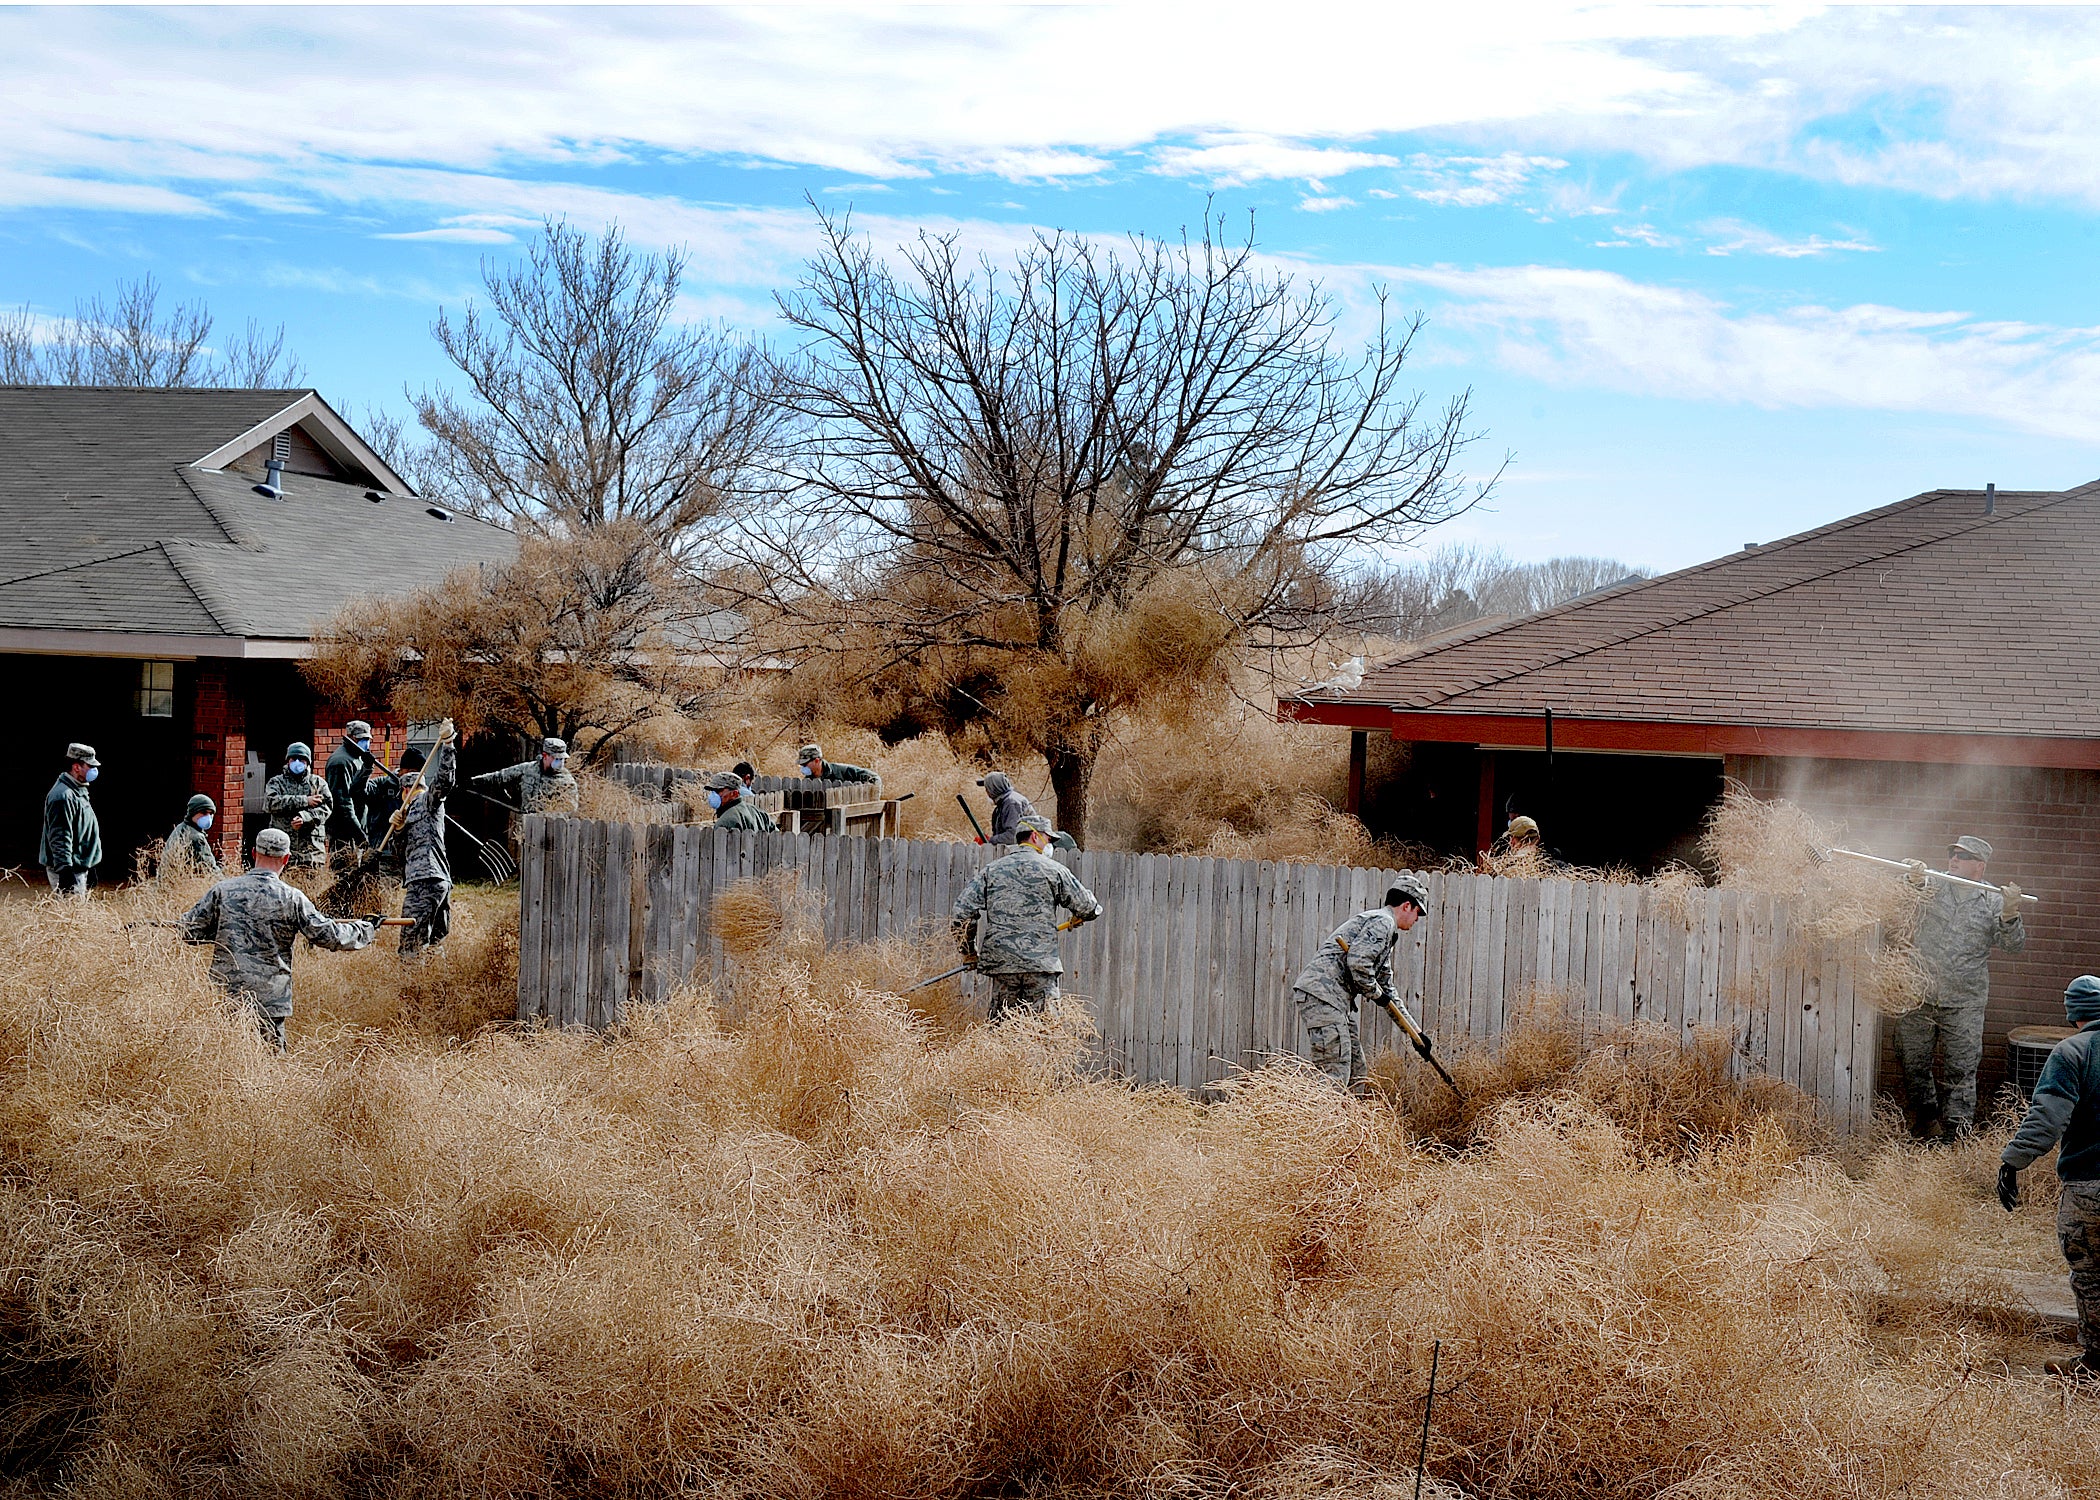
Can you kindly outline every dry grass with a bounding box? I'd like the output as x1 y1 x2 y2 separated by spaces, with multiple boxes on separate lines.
1700 782 1932 1013
0 878 2091 1497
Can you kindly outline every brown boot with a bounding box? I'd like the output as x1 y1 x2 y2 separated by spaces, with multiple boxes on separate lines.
2043 1352 2100 1379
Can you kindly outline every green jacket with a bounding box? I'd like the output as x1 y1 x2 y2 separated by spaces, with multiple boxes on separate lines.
809 762 879 785
713 796 777 833
39 772 101 875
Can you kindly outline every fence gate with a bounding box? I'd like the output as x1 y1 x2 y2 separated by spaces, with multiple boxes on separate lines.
516 816 1879 1132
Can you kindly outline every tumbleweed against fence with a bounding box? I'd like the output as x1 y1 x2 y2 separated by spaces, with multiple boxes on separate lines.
517 816 1880 1131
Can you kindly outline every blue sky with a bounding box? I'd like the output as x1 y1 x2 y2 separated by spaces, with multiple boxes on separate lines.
8 4 2100 570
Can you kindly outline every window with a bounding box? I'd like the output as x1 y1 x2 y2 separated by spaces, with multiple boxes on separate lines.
135 660 174 718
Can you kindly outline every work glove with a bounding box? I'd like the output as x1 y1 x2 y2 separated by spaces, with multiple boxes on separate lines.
359 912 386 928
2000 883 2024 921
1903 859 1929 887
1997 1163 2021 1213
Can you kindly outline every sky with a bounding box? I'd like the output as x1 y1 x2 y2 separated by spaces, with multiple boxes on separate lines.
7 3 2100 571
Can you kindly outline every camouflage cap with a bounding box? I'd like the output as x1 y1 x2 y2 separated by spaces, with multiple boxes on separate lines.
1506 815 1540 840
344 720 372 740
64 741 99 766
797 743 823 764
254 827 292 857
1016 812 1054 838
1386 873 1431 911
541 738 567 757
285 741 313 763
185 793 216 816
704 771 744 792
1950 835 1993 861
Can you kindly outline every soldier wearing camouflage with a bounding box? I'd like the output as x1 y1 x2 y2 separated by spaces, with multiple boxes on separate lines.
1291 876 1430 1091
474 737 579 816
1893 835 2026 1136
951 814 1101 1023
181 826 378 1050
264 741 333 867
706 771 777 833
162 794 220 878
1999 976 2100 1377
395 729 456 955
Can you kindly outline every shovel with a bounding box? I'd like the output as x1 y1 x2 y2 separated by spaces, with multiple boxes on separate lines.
1816 845 2038 906
907 914 1088 993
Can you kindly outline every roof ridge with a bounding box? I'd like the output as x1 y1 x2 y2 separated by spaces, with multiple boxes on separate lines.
0 542 162 590
1354 487 2087 710
158 540 239 635
175 466 265 550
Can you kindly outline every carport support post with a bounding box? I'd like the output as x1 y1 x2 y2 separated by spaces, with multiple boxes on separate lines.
1346 730 1368 817
1475 750 1495 856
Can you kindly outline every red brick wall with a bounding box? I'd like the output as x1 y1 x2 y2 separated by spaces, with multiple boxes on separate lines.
190 663 246 865
1728 754 2100 1094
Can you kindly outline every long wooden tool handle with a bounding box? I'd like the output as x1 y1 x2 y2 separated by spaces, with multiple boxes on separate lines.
1828 847 2039 904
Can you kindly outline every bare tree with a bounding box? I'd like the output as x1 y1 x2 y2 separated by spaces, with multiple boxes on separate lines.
0 275 303 387
1344 546 1650 640
305 522 726 760
741 209 1495 844
411 220 784 544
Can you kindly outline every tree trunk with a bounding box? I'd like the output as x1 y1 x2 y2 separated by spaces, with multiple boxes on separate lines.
1046 733 1097 849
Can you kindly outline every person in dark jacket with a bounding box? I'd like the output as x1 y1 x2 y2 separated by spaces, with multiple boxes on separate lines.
796 744 878 784
977 771 1037 845
39 742 103 896
2000 974 2100 1378
325 721 390 860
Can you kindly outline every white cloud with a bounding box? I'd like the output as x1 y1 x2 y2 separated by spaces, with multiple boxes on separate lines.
0 172 211 215
1298 195 1355 214
1152 136 1399 187
1595 222 1675 249
1383 264 2100 441
1405 152 1569 208
373 226 518 244
1699 220 1878 258
5 6 2100 226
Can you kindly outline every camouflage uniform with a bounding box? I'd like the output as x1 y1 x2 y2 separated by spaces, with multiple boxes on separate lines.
397 741 456 955
182 867 377 1049
951 846 1101 1023
1894 881 2025 1131
39 767 101 895
265 750 333 868
713 794 777 833
163 817 220 878
474 758 579 815
1292 909 1406 1090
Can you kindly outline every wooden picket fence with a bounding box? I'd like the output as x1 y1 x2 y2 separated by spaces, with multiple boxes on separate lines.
516 816 1881 1131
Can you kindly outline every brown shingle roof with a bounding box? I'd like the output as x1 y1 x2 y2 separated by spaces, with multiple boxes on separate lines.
1297 482 2100 742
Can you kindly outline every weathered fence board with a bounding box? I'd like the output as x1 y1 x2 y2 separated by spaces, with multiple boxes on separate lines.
517 816 1881 1127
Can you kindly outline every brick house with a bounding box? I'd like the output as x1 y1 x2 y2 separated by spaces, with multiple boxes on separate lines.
1283 481 2100 1091
0 386 515 876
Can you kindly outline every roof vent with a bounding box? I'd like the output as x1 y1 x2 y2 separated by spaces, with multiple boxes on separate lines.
1985 482 1996 516
425 505 453 523
365 490 387 503
252 433 291 500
